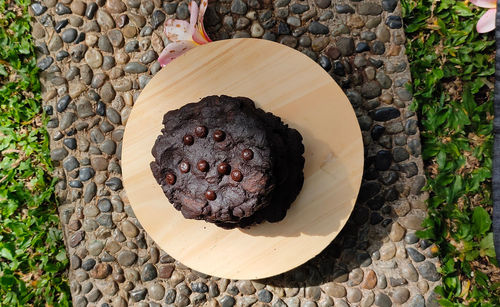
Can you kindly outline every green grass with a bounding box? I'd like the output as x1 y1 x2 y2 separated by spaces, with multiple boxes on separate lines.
402 0 500 305
0 0 70 305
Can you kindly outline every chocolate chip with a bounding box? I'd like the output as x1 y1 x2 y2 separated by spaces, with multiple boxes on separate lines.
205 190 216 200
183 134 194 145
165 172 176 185
242 148 254 160
195 126 208 138
231 169 243 182
179 161 190 173
217 162 230 175
213 130 225 142
197 160 209 172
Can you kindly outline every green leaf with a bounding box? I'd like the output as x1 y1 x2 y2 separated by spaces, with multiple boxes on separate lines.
472 207 492 236
479 232 496 258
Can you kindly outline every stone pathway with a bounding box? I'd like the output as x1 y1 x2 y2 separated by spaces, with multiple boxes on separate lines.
32 0 441 306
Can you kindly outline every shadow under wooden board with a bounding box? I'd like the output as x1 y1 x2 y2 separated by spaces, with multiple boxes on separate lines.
122 38 364 280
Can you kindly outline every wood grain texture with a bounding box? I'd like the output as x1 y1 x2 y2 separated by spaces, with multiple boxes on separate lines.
122 38 363 280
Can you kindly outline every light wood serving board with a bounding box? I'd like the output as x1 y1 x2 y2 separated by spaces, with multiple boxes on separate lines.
122 38 363 280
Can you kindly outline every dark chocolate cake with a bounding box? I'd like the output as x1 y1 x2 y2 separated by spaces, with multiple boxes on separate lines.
150 95 304 228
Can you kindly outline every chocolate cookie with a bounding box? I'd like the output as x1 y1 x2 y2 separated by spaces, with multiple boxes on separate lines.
150 95 304 228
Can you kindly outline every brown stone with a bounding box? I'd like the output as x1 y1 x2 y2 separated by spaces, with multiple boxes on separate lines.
129 13 146 27
91 263 111 279
152 33 164 54
69 231 85 247
325 46 340 59
311 37 329 52
116 14 129 28
70 0 86 15
68 219 81 231
106 0 127 13
379 93 393 104
158 264 175 278
362 270 377 289
122 25 137 38
389 221 405 242
322 282 346 298
91 156 109 171
387 44 401 56
347 15 365 28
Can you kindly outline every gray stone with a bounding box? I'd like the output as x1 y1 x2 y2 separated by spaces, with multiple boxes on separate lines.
408 294 425 307
417 261 440 281
362 80 382 99
389 277 407 287
96 10 115 30
99 139 116 155
392 288 410 304
108 30 124 47
359 3 383 15
63 156 79 171
31 2 47 16
88 240 104 256
106 107 120 124
74 296 87 307
96 214 113 227
76 99 94 118
291 3 309 14
124 62 148 73
164 2 177 14
79 167 95 181
393 147 409 162
258 289 272 303
97 199 112 212
374 293 392 307
98 35 113 52
231 0 247 14
151 10 166 29
315 0 331 8
308 21 329 34
84 182 96 203
407 247 425 262
118 250 137 266
125 40 139 53
141 50 157 64
87 289 101 302
138 76 151 89
377 273 387 289
346 288 361 303
336 37 354 56
131 288 147 302
236 280 255 295
323 282 346 297
51 147 68 161
405 232 419 244
275 0 290 7
401 262 418 282
122 220 139 238
141 263 157 281
106 177 123 190
397 88 412 101
165 289 176 304
176 2 189 19
60 112 77 130
280 35 297 48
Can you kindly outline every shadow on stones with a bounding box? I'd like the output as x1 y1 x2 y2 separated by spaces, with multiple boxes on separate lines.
199 1 388 286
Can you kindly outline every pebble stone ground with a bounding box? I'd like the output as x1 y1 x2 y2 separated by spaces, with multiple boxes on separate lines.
32 0 442 306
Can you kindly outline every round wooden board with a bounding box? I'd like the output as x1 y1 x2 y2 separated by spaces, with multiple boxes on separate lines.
122 38 363 280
